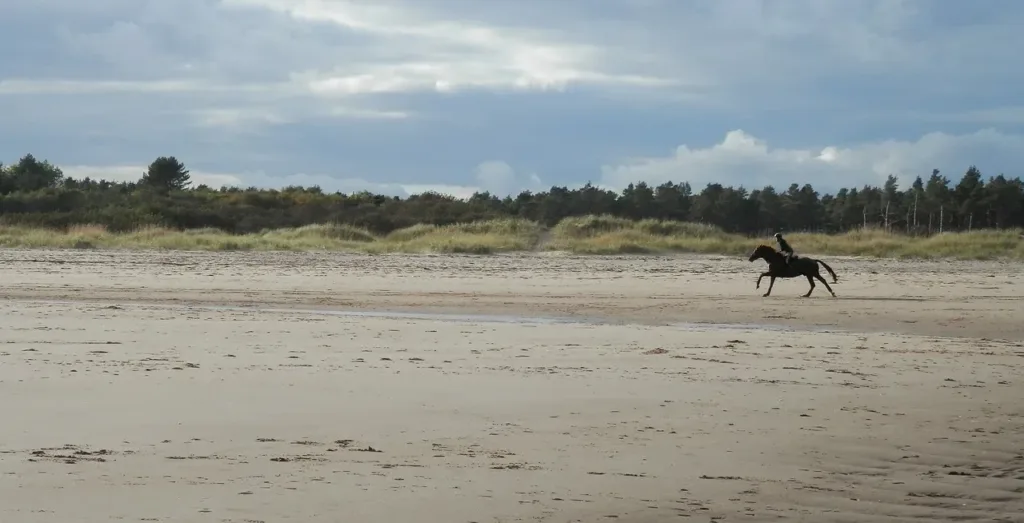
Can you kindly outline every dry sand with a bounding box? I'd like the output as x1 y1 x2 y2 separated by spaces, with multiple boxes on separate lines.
0 249 1022 522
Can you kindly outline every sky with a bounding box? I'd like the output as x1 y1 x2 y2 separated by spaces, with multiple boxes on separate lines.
2 0 1023 199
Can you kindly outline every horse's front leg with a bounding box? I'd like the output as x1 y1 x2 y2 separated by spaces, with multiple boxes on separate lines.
756 272 769 289
763 276 776 297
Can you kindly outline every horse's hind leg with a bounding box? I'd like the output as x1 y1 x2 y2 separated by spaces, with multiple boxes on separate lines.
763 276 776 297
815 273 836 297
802 274 815 297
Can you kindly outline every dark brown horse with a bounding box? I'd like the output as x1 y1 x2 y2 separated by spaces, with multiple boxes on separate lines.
748 244 838 297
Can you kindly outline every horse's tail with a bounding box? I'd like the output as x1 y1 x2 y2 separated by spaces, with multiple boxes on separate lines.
816 259 838 283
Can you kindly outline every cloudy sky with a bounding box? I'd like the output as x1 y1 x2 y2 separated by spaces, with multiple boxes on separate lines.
2 0 1023 198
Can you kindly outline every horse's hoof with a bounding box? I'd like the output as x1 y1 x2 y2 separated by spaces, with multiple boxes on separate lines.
762 293 770 297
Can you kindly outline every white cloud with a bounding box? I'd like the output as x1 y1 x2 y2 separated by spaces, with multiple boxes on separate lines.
234 0 677 98
400 184 481 200
0 79 208 95
58 164 484 199
473 161 544 196
904 106 1024 126
5 1 1022 108
60 165 240 189
58 159 551 200
192 108 293 130
600 129 1024 192
190 105 409 131
43 130 1024 201
326 107 411 120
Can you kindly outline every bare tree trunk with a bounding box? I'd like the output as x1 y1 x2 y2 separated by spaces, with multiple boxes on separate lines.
939 206 944 233
912 192 918 229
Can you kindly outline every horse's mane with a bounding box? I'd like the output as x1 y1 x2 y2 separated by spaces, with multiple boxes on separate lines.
755 243 776 251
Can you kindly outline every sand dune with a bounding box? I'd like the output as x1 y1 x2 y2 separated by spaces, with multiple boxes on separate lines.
1 249 1022 522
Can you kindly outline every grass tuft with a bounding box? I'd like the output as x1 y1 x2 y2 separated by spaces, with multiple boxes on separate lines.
547 215 745 254
367 218 542 254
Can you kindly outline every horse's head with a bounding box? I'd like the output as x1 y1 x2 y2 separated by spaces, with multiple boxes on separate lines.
748 244 776 262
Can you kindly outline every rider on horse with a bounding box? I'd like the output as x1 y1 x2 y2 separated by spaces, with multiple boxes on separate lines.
774 232 795 267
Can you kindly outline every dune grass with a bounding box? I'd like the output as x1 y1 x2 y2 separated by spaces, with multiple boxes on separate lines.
364 218 542 254
0 215 1020 259
545 215 1024 259
546 215 742 254
0 223 378 251
778 227 1024 260
0 218 542 255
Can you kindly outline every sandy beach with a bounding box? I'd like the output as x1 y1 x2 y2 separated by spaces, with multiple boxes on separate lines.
1 249 1022 522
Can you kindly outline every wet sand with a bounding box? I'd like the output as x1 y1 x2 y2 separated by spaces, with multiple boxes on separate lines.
1 249 1022 522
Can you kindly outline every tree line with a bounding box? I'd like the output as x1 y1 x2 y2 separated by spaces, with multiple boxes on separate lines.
1 153 1021 235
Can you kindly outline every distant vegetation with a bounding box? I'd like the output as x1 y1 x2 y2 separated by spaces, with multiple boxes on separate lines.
0 153 1022 258
1 216 1020 259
